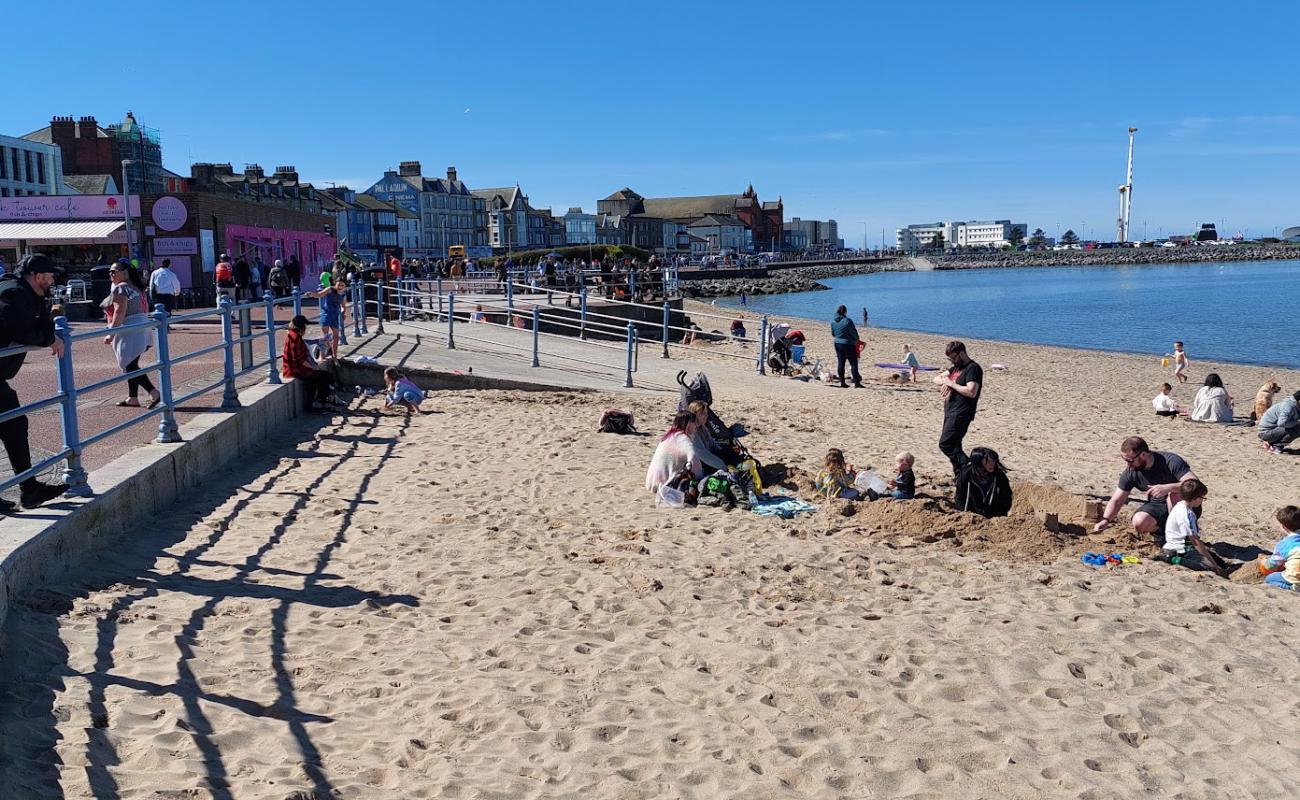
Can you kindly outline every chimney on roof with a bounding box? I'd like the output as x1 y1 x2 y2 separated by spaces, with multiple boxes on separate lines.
446 166 457 183
244 164 264 180
191 163 216 183
77 116 98 139
399 161 421 177
273 165 298 183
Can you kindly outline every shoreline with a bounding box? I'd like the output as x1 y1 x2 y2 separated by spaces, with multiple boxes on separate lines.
710 297 1300 372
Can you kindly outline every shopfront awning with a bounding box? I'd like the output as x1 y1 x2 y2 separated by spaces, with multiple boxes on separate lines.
0 220 126 242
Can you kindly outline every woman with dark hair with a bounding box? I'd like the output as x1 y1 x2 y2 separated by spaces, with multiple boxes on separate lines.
1190 372 1234 423
954 446 1012 518
830 304 863 388
102 259 159 408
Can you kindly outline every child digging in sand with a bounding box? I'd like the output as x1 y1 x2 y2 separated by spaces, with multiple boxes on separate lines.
1259 505 1300 591
887 452 916 499
1154 478 1228 575
384 367 426 415
816 448 860 500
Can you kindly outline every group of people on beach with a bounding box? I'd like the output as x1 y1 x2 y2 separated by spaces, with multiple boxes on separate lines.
1151 340 1300 454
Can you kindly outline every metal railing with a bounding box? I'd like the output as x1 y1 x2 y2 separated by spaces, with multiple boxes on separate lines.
352 277 780 388
0 287 325 500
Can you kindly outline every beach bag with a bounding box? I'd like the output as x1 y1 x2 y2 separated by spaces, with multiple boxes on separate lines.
598 408 636 435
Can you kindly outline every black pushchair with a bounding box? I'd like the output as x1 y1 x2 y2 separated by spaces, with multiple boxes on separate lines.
676 371 757 468
767 336 793 375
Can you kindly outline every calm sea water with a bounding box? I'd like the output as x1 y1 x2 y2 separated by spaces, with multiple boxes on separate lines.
720 260 1300 369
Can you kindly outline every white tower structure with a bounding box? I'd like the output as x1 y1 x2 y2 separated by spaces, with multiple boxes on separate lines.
1116 127 1137 242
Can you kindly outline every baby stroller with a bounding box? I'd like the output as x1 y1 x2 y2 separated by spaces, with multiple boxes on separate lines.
767 336 793 375
676 371 758 468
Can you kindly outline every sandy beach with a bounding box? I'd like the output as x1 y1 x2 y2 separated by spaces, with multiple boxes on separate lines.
2 309 1300 799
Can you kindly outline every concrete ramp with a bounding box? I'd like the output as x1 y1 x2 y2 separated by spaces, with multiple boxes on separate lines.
907 256 936 271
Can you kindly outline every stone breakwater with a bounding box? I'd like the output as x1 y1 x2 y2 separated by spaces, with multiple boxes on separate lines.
681 259 909 298
932 245 1300 270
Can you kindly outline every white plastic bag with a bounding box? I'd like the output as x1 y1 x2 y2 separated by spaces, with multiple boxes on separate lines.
655 484 686 508
854 470 889 495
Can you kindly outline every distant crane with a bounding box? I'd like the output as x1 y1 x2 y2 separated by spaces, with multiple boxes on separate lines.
1116 127 1137 243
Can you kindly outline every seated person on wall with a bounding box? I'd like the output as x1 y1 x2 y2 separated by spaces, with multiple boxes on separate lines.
282 314 338 413
953 446 1012 518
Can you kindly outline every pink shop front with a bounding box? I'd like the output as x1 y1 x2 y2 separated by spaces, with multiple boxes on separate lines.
222 225 335 287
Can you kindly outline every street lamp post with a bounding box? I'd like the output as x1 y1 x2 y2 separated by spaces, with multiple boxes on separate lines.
121 159 134 261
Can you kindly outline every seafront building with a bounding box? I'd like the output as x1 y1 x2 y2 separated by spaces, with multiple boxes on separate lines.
596 185 783 255
364 162 488 258
0 133 65 197
25 112 165 194
896 219 1028 250
785 217 841 251
472 184 555 253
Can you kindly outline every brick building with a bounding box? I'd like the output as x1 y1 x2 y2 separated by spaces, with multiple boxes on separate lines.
25 112 165 194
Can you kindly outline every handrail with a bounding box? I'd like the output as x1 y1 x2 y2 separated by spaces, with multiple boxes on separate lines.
0 287 320 501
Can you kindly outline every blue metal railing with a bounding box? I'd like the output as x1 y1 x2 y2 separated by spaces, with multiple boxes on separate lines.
0 287 322 500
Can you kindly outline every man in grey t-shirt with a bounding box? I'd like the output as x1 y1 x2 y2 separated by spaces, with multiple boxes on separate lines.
1093 436 1197 544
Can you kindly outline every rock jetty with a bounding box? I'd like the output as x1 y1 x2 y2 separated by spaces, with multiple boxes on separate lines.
933 245 1300 270
680 259 909 298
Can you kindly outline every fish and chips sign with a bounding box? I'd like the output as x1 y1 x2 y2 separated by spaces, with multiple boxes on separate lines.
0 194 142 221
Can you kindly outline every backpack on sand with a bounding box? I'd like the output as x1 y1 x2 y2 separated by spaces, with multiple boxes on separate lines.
598 409 636 435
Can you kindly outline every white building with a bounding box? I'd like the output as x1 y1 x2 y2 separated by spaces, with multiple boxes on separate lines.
897 219 1027 250
956 220 1028 248
0 134 65 197
896 222 959 251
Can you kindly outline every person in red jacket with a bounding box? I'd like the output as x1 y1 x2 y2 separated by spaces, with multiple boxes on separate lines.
281 315 337 412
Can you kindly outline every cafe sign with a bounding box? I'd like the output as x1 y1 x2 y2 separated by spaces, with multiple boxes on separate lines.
0 194 142 221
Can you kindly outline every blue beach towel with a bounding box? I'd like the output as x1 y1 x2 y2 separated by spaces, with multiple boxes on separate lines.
751 496 818 519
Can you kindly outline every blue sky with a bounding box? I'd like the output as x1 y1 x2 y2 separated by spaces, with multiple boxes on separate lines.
4 0 1297 244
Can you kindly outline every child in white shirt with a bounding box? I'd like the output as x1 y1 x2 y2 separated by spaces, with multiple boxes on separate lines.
1152 382 1180 417
1157 478 1215 572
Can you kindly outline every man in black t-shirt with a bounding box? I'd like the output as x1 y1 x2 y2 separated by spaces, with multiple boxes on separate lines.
934 340 983 476
1094 436 1199 544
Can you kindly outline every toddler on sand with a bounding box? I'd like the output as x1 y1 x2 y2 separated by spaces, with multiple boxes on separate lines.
384 367 426 415
1152 383 1180 417
887 452 916 499
1166 341 1188 384
1260 505 1300 591
902 344 921 383
816 448 859 500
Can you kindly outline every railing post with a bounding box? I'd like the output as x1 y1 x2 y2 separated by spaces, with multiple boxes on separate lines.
531 306 540 367
53 317 91 497
437 277 444 321
152 305 182 442
292 285 302 318
661 300 671 358
263 291 281 385
376 279 386 334
358 274 369 334
506 278 514 315
629 269 636 300
624 321 635 388
758 315 769 375
351 282 362 337
447 291 456 350
219 296 242 408
579 288 588 340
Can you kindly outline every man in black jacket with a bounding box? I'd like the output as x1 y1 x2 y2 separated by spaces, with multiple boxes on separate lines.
0 254 69 511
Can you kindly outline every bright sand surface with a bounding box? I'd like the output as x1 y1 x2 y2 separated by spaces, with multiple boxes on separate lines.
2 305 1299 798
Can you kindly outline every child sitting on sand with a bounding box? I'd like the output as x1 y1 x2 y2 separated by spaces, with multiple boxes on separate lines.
1155 479 1212 570
1152 383 1181 417
1259 505 1300 591
902 344 921 383
816 448 860 500
888 452 916 499
383 367 426 415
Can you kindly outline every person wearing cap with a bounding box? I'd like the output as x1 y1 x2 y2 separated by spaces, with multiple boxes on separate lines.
0 254 69 511
148 258 181 313
214 253 235 304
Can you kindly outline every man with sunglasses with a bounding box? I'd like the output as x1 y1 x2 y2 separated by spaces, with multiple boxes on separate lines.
1094 436 1198 544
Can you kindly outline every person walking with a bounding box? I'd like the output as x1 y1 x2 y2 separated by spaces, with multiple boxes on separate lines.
147 258 181 313
249 254 264 298
287 254 302 290
934 340 983 476
233 255 251 302
214 253 235 303
268 259 289 298
102 260 159 408
830 304 863 389
0 254 69 511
